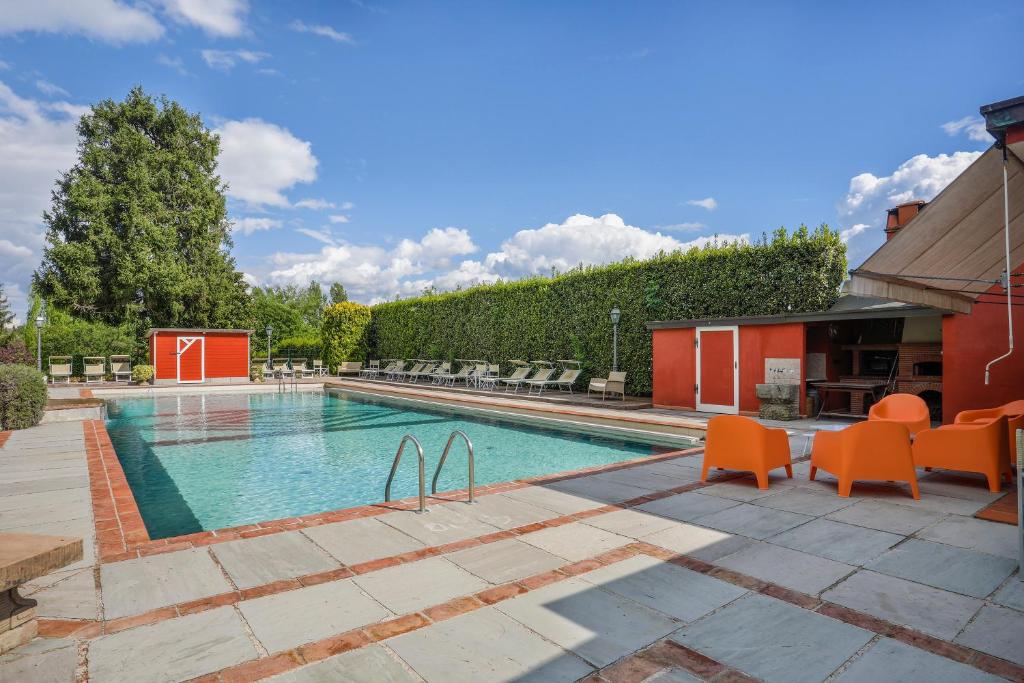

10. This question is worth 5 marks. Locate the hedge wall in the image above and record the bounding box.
[369,226,846,394]
[321,302,372,371]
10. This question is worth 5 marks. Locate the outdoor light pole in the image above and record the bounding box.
[609,307,621,372]
[35,314,45,372]
[265,325,273,368]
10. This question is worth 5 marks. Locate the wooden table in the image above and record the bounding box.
[0,533,82,654]
[809,381,887,419]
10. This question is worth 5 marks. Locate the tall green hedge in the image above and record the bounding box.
[321,302,372,371]
[369,226,846,394]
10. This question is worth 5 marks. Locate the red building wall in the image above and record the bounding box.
[150,331,250,382]
[652,328,695,408]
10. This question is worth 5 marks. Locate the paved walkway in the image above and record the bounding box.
[0,420,1022,682]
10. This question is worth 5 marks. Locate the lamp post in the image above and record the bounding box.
[609,307,621,372]
[35,314,45,372]
[265,325,273,368]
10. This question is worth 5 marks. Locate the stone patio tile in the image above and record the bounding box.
[955,604,1024,665]
[0,487,90,512]
[447,538,565,584]
[377,505,500,546]
[755,488,856,516]
[441,494,557,530]
[581,508,682,538]
[917,516,1020,560]
[547,475,654,503]
[917,471,1006,502]
[992,577,1024,611]
[696,503,812,540]
[353,557,489,614]
[646,668,702,683]
[635,491,740,522]
[624,461,703,481]
[836,637,1001,683]
[717,541,854,594]
[866,539,1016,598]
[266,645,417,682]
[502,486,601,515]
[768,518,902,565]
[0,502,91,530]
[589,467,695,491]
[519,522,631,562]
[2,474,89,496]
[301,517,425,565]
[211,531,341,589]
[89,607,258,683]
[864,488,988,516]
[0,638,77,683]
[821,570,981,640]
[101,548,233,619]
[389,607,593,682]
[495,576,678,668]
[698,478,792,502]
[825,499,945,535]
[24,566,99,620]
[674,593,872,683]
[577,554,746,622]
[643,523,752,561]
[239,578,391,653]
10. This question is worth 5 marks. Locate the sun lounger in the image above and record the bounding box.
[395,362,423,381]
[359,360,380,378]
[291,358,310,377]
[273,359,293,378]
[477,364,500,390]
[48,357,72,384]
[527,368,581,395]
[588,371,626,400]
[83,357,105,384]
[385,361,407,381]
[408,363,438,382]
[437,364,472,387]
[429,362,451,384]
[499,366,533,392]
[110,355,132,383]
[337,361,362,376]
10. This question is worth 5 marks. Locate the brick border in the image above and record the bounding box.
[0,430,11,449]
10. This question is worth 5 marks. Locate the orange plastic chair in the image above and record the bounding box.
[913,416,1010,493]
[701,415,792,489]
[868,393,931,437]
[954,400,1024,468]
[810,421,919,499]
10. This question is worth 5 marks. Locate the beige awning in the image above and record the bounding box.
[847,145,1024,314]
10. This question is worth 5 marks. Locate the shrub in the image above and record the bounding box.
[321,302,372,371]
[132,365,155,384]
[250,364,265,383]
[0,338,35,366]
[369,226,846,394]
[275,334,321,360]
[0,364,47,430]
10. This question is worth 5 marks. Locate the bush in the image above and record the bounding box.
[369,226,846,394]
[274,334,321,360]
[250,364,265,383]
[0,364,47,430]
[321,302,372,371]
[131,365,155,384]
[0,338,35,366]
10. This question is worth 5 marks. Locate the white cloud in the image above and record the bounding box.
[0,0,165,43]
[232,217,282,235]
[216,119,318,208]
[340,201,354,210]
[156,54,188,75]
[658,221,707,232]
[328,214,349,224]
[296,228,336,245]
[201,49,268,72]
[35,79,69,97]
[839,223,870,242]
[293,198,334,210]
[162,0,248,37]
[941,116,990,143]
[241,272,258,288]
[288,20,354,44]
[0,61,11,71]
[686,197,717,211]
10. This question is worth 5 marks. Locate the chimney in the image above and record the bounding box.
[884,200,926,241]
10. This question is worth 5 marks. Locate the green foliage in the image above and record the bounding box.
[321,302,372,370]
[249,283,326,356]
[369,226,846,393]
[275,334,321,359]
[0,284,14,344]
[0,364,47,430]
[131,365,155,384]
[0,338,34,366]
[32,86,250,339]
[329,282,348,304]
[38,308,136,377]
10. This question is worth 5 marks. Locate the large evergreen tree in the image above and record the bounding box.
[0,284,14,342]
[33,87,250,332]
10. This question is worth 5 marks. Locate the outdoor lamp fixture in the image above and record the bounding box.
[265,325,273,368]
[35,314,45,372]
[609,307,621,371]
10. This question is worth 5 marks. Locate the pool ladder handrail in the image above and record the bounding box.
[384,434,427,513]
[431,430,475,503]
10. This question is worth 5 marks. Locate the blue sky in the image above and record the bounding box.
[0,1,1018,319]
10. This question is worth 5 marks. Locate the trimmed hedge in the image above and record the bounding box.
[0,364,48,430]
[321,302,372,371]
[369,226,846,394]
[131,365,155,384]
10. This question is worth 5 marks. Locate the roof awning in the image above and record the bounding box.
[847,145,1024,314]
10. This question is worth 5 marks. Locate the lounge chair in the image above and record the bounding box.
[527,367,582,395]
[48,356,72,384]
[429,362,451,384]
[913,416,1010,493]
[291,358,310,377]
[395,362,423,381]
[408,363,438,382]
[955,400,1024,468]
[514,367,555,394]
[273,359,293,378]
[466,363,488,389]
[477,364,500,390]
[110,355,132,383]
[83,357,106,384]
[438,363,472,387]
[499,366,533,392]
[703,415,793,490]
[588,371,626,400]
[386,361,408,381]
[868,393,930,436]
[337,361,362,376]
[811,421,918,498]
[359,360,380,379]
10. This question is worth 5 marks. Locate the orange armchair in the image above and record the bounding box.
[702,415,792,489]
[810,421,919,499]
[913,416,1010,493]
[954,400,1024,468]
[868,393,931,437]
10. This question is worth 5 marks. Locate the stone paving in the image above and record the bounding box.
[0,418,1022,682]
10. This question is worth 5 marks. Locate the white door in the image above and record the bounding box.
[176,336,205,384]
[695,326,739,414]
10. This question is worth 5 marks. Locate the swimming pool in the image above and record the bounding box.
[105,390,686,539]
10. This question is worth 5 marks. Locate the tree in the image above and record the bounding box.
[32,87,250,335]
[329,282,348,304]
[0,284,14,343]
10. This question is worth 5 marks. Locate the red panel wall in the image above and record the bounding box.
[699,330,736,407]
[652,328,695,408]
[737,323,806,414]
[152,334,177,380]
[942,272,1024,422]
[149,332,250,382]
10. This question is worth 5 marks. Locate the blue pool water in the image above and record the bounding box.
[105,390,676,539]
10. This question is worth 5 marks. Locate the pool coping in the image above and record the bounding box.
[84,418,704,563]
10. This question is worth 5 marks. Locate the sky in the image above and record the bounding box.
[0,0,1019,323]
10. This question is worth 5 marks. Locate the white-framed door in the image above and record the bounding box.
[176,336,205,384]
[695,326,739,414]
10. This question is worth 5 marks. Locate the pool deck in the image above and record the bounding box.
[1,396,1022,682]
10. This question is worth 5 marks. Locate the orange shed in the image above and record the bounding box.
[147,329,252,384]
